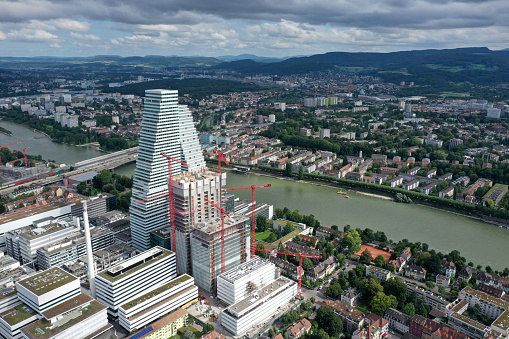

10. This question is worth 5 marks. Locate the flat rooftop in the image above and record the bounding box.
[0,303,36,326]
[218,257,273,284]
[21,299,106,339]
[462,286,509,309]
[0,202,67,224]
[98,246,173,282]
[121,274,192,310]
[492,310,509,331]
[226,277,294,317]
[193,215,248,235]
[451,313,488,331]
[17,267,77,296]
[173,169,223,183]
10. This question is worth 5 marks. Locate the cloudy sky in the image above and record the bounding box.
[1,0,508,57]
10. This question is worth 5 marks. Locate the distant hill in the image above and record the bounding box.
[216,54,285,63]
[212,47,509,85]
[101,78,263,99]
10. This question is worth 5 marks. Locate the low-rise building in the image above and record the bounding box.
[341,288,361,306]
[286,318,311,338]
[403,179,419,191]
[404,265,427,281]
[388,176,404,187]
[307,256,337,283]
[439,186,454,199]
[436,274,450,287]
[320,300,365,333]
[384,308,411,333]
[127,308,190,339]
[366,266,391,281]
[405,283,450,312]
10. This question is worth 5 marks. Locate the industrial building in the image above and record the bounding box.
[221,277,298,336]
[217,257,276,306]
[118,274,198,332]
[130,89,206,251]
[95,246,177,319]
[190,215,250,294]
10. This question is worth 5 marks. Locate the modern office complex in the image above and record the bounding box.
[173,170,225,274]
[95,246,177,319]
[130,89,205,251]
[15,267,81,313]
[190,215,250,294]
[21,294,110,339]
[217,257,276,306]
[221,277,298,336]
[118,274,198,332]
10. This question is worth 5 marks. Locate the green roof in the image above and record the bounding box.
[97,247,173,282]
[18,267,76,296]
[121,275,191,310]
[23,225,65,239]
[22,300,104,339]
[272,229,304,247]
[0,303,36,326]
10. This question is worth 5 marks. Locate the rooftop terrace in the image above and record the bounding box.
[0,303,36,326]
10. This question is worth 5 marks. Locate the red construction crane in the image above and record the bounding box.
[225,184,271,257]
[215,150,229,173]
[135,153,188,257]
[9,147,30,168]
[0,142,22,165]
[204,196,233,274]
[255,248,321,298]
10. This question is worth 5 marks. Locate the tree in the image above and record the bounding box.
[256,215,268,232]
[360,278,384,302]
[341,229,362,253]
[325,283,343,299]
[202,324,215,335]
[283,224,294,236]
[266,232,277,243]
[374,255,386,268]
[438,286,446,294]
[181,328,195,339]
[403,303,416,316]
[329,316,343,337]
[316,306,342,337]
[360,249,373,265]
[370,292,397,315]
[302,257,314,271]
[293,235,302,244]
[335,253,346,268]
[384,277,407,305]
[285,162,293,176]
[425,281,435,289]
[282,310,299,325]
[312,329,330,339]
[256,244,266,258]
[298,165,304,180]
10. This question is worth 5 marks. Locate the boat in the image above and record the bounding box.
[337,190,347,195]
[344,195,350,198]
[232,166,250,174]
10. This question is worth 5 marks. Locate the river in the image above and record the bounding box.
[0,120,105,164]
[2,121,507,270]
[115,163,509,270]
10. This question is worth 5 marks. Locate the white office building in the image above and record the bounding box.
[487,108,501,119]
[118,274,198,332]
[221,277,298,336]
[130,89,206,251]
[95,246,177,319]
[20,294,110,339]
[0,303,38,339]
[217,257,276,306]
[15,267,80,314]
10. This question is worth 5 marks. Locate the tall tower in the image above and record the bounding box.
[130,89,205,251]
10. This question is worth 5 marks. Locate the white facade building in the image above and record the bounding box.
[15,267,80,313]
[217,258,276,306]
[130,89,206,251]
[95,246,177,319]
[118,274,197,332]
[221,277,298,336]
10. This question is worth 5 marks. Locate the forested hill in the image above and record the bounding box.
[213,47,509,86]
[102,78,263,99]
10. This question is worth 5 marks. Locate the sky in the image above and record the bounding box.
[1,0,509,57]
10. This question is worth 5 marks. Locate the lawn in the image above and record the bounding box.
[255,230,273,241]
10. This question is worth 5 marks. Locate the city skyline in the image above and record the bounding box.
[1,0,509,57]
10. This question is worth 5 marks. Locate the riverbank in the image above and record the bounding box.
[244,167,509,230]
[0,126,12,136]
